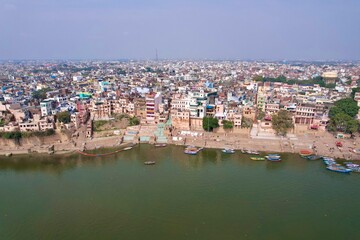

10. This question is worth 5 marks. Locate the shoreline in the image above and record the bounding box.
[1,141,359,161]
[0,130,359,160]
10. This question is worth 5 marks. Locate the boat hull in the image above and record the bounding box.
[326,167,351,173]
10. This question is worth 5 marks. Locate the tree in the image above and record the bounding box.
[256,110,265,121]
[241,117,253,128]
[271,110,294,136]
[56,111,71,124]
[325,83,336,89]
[333,98,359,118]
[13,131,22,145]
[222,120,234,129]
[328,112,359,134]
[32,88,52,100]
[351,87,360,99]
[253,75,264,82]
[329,106,344,119]
[202,116,219,132]
[129,116,140,126]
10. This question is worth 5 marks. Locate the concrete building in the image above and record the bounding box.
[295,104,316,125]
[40,100,53,117]
[322,72,338,84]
[146,92,162,122]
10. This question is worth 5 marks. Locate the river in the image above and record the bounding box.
[0,144,359,240]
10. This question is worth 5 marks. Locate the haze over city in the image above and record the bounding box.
[1,0,360,60]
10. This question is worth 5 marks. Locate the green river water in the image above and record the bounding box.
[0,144,359,240]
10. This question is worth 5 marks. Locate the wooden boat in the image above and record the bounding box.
[246,150,260,155]
[154,143,167,147]
[241,149,247,154]
[322,157,336,165]
[251,157,265,161]
[144,161,156,165]
[350,168,360,173]
[299,149,313,157]
[307,155,322,161]
[184,146,203,155]
[326,164,351,173]
[266,155,281,162]
[222,148,235,154]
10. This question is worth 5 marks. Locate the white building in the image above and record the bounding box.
[40,100,53,117]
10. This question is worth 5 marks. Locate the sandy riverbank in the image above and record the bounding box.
[0,131,359,160]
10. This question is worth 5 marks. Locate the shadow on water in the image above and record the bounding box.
[0,144,333,175]
[0,151,125,175]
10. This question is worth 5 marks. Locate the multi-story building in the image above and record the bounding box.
[256,88,266,112]
[171,98,190,111]
[40,100,53,117]
[295,104,316,125]
[233,114,242,128]
[19,122,39,131]
[265,102,280,115]
[146,92,162,122]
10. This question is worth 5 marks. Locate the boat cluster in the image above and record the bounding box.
[322,157,359,174]
[344,162,360,172]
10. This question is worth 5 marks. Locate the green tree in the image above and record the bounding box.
[56,111,71,124]
[241,117,253,128]
[203,116,219,132]
[253,75,264,82]
[329,106,344,118]
[222,120,234,129]
[351,87,360,99]
[328,112,359,134]
[129,116,140,126]
[271,110,294,136]
[32,88,52,100]
[333,98,359,118]
[256,110,265,121]
[325,83,336,89]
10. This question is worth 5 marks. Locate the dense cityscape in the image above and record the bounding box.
[2,0,360,238]
[0,60,359,158]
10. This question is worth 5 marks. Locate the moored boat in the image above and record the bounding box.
[299,149,313,157]
[266,155,281,162]
[251,157,265,161]
[307,155,322,161]
[322,157,336,165]
[222,148,235,154]
[154,143,167,147]
[184,146,203,155]
[123,147,133,151]
[247,150,260,155]
[144,161,156,165]
[326,164,351,173]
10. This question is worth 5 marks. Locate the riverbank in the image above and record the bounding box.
[0,130,359,160]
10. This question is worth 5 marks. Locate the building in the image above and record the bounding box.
[40,100,53,117]
[146,92,162,122]
[295,104,316,125]
[322,72,338,85]
[265,102,280,115]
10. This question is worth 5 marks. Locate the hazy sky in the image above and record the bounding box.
[1,0,359,60]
